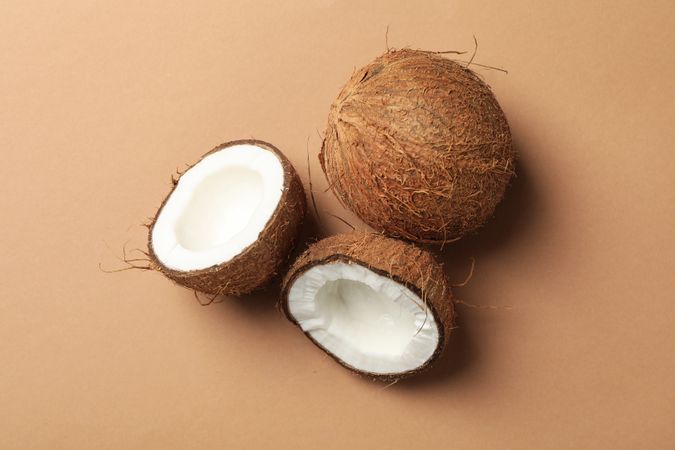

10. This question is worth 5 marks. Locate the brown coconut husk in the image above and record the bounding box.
[281,231,454,381]
[148,139,307,297]
[320,49,515,243]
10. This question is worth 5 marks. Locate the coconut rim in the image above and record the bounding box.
[281,253,448,380]
[148,139,300,278]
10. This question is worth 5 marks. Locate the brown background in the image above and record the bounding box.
[1,0,674,448]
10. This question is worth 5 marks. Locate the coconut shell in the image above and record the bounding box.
[281,232,454,380]
[148,139,307,296]
[320,49,515,243]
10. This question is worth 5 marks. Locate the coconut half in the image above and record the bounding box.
[149,140,306,296]
[281,232,454,380]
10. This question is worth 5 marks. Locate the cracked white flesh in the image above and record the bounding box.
[151,143,284,271]
[287,262,440,375]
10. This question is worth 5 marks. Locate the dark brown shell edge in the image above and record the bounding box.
[320,48,516,244]
[280,232,454,381]
[148,139,307,296]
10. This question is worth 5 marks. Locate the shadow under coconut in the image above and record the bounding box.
[171,278,282,322]
[392,314,476,389]
[435,154,540,267]
[226,278,285,315]
[395,153,541,388]
[424,155,541,306]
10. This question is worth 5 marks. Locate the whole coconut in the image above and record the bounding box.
[320,49,515,243]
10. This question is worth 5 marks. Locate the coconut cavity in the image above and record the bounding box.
[321,49,515,243]
[149,140,306,296]
[152,144,284,271]
[288,262,439,374]
[282,232,454,380]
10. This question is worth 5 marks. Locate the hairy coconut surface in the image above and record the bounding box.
[148,139,306,296]
[282,232,454,380]
[320,49,515,243]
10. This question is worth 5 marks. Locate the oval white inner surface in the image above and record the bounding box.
[151,143,284,271]
[287,262,440,375]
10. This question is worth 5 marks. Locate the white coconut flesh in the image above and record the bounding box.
[287,262,440,375]
[151,144,285,271]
